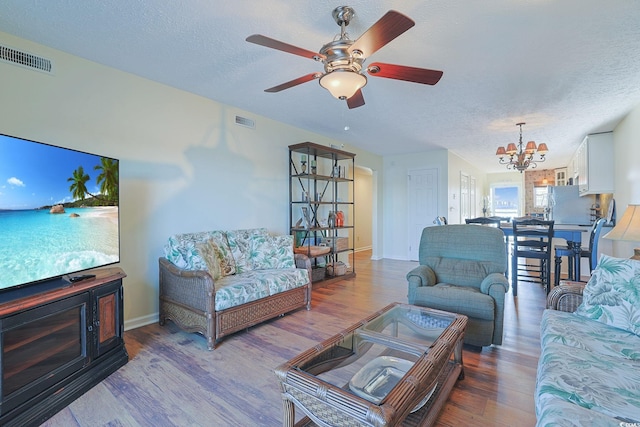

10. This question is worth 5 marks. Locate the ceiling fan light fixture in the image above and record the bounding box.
[319,70,367,100]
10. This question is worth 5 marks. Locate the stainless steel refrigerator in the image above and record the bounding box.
[549,186,595,225]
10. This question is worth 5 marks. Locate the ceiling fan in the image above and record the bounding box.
[246,6,443,109]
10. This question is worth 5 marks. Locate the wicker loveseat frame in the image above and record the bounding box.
[159,255,311,350]
[159,228,312,350]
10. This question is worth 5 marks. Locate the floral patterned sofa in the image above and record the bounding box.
[536,255,640,426]
[159,228,312,350]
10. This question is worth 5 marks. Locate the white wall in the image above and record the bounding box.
[0,32,383,328]
[611,104,640,257]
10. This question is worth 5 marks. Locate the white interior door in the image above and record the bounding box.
[408,168,438,261]
[460,172,470,222]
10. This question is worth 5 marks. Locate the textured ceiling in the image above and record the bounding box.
[2,1,640,173]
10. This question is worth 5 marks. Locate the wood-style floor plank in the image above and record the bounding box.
[42,251,546,427]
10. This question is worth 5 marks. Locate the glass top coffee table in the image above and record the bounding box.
[275,302,468,427]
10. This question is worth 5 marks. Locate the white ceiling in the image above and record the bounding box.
[2,1,640,173]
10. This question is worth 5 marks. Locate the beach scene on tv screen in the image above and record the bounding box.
[0,134,120,289]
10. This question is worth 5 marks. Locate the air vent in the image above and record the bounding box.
[0,45,53,74]
[235,115,255,129]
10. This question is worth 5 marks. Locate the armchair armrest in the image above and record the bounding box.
[480,273,510,295]
[546,281,586,312]
[407,265,436,305]
[406,265,436,288]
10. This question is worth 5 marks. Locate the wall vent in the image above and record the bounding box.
[235,115,255,129]
[0,44,54,74]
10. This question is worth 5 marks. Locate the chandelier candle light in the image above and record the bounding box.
[495,122,549,172]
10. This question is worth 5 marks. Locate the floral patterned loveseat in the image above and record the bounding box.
[536,255,640,426]
[159,228,312,350]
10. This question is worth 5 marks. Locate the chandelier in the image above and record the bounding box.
[495,122,549,172]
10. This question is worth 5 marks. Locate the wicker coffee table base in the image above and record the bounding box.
[294,361,462,427]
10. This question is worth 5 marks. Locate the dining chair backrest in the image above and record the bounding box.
[465,217,501,227]
[488,216,511,223]
[512,218,555,252]
[588,218,607,270]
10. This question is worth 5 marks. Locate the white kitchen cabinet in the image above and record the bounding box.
[576,132,614,196]
[554,168,568,186]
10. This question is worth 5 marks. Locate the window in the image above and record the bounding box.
[533,186,549,208]
[492,185,520,218]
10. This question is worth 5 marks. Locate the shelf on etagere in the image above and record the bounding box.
[292,173,353,182]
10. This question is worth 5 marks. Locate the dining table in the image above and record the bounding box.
[500,224,586,279]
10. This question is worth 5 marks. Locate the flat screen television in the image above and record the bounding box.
[0,133,120,294]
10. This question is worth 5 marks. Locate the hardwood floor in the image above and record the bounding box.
[42,251,547,427]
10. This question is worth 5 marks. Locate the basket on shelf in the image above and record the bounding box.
[311,266,326,282]
[321,237,349,252]
[326,261,347,277]
[294,245,331,257]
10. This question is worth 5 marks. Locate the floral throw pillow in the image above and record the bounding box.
[251,234,295,270]
[575,254,640,335]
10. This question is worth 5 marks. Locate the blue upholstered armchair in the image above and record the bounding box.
[406,224,509,347]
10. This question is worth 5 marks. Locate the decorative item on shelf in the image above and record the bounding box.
[300,154,307,173]
[495,122,549,173]
[300,206,312,228]
[327,211,336,228]
[603,204,640,260]
[310,159,317,174]
[333,165,340,177]
[335,210,344,227]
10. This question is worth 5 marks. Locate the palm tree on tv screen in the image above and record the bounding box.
[67,158,118,206]
[68,166,91,201]
[94,158,119,205]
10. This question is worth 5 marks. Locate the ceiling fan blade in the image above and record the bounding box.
[346,89,365,109]
[349,11,415,58]
[367,62,443,85]
[264,73,321,93]
[246,34,325,61]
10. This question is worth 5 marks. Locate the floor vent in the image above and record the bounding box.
[0,44,54,74]
[235,115,255,129]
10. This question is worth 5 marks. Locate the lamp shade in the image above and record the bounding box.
[505,143,518,155]
[537,143,549,155]
[319,70,367,100]
[604,204,640,241]
[495,146,507,156]
[525,141,537,154]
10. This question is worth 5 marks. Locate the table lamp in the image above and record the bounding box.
[603,204,640,260]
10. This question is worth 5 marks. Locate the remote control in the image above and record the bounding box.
[69,274,96,283]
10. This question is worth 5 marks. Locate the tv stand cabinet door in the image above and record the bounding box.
[92,279,124,359]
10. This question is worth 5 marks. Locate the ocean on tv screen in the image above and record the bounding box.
[0,207,120,289]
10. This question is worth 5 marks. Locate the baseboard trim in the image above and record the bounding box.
[124,313,158,331]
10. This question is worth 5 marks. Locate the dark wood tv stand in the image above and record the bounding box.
[0,268,128,426]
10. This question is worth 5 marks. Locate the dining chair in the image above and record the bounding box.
[553,218,606,287]
[465,217,501,227]
[511,218,555,296]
